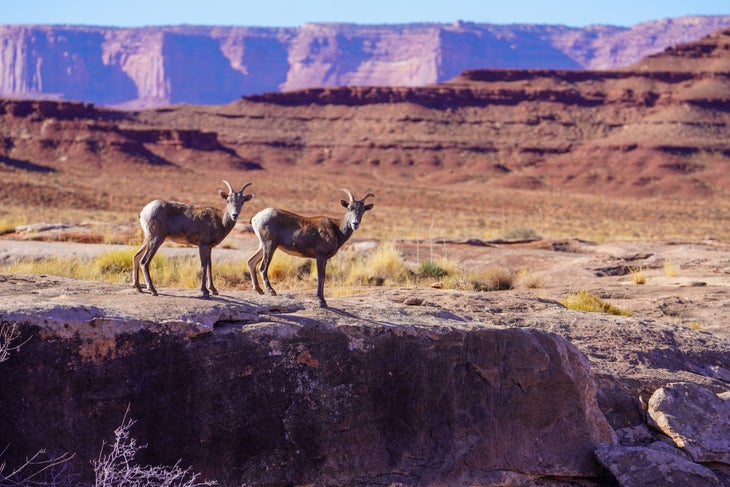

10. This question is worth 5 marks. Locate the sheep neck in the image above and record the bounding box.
[338,218,355,246]
[221,210,237,234]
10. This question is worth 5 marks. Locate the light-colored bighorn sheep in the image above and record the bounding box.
[133,180,253,298]
[248,189,374,307]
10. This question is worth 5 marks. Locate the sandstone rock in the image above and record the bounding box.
[595,441,721,487]
[647,382,730,464]
[2,18,730,108]
[3,273,730,484]
[0,275,616,485]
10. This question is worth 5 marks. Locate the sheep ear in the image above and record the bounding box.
[244,193,254,202]
[364,204,374,212]
[341,199,349,208]
[218,189,228,199]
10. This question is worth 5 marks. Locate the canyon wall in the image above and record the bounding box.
[1,16,730,107]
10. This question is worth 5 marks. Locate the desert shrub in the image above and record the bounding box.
[346,241,409,286]
[560,290,633,316]
[502,226,540,240]
[471,267,517,291]
[518,269,543,289]
[664,260,680,277]
[417,260,449,279]
[630,268,646,285]
[94,411,216,487]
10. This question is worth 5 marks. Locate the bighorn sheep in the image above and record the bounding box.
[133,180,253,298]
[248,189,374,307]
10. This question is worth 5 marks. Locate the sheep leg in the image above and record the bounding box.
[315,254,328,307]
[132,239,148,292]
[207,255,218,296]
[247,246,264,294]
[259,247,277,296]
[198,245,213,298]
[140,237,164,296]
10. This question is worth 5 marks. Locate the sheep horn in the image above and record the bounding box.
[239,182,253,193]
[361,193,375,202]
[222,179,234,194]
[341,188,355,202]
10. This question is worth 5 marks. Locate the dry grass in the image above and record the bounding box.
[559,290,633,316]
[469,267,519,291]
[0,248,249,291]
[0,240,527,297]
[664,260,681,277]
[345,241,409,286]
[630,268,647,285]
[518,269,544,289]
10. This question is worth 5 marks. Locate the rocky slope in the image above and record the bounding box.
[1,16,730,108]
[0,273,728,486]
[3,28,730,239]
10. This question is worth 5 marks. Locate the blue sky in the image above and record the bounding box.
[2,0,728,28]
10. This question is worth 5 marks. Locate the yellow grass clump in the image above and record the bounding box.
[469,267,518,291]
[345,241,409,286]
[630,268,646,285]
[559,290,633,316]
[664,260,680,277]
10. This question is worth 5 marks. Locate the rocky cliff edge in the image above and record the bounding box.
[1,274,728,485]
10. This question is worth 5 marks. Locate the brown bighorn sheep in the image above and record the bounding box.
[133,180,253,298]
[248,189,374,307]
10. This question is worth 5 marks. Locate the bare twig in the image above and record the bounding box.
[93,407,216,487]
[0,323,29,364]
[0,449,77,487]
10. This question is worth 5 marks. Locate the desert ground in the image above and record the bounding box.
[2,221,728,340]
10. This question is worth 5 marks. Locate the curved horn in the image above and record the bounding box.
[361,193,375,202]
[341,188,355,202]
[222,179,234,194]
[239,182,253,193]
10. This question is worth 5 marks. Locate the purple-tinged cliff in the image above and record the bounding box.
[1,16,730,108]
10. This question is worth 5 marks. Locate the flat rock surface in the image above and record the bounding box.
[2,236,728,339]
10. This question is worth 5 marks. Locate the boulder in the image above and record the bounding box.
[647,382,730,464]
[595,441,721,487]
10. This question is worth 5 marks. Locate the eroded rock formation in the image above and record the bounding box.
[3,29,730,218]
[1,16,730,107]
